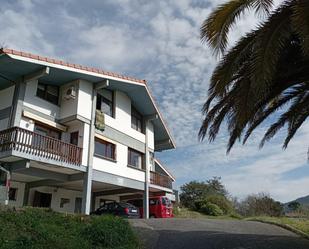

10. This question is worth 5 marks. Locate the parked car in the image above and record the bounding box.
[91,202,140,218]
[127,196,173,218]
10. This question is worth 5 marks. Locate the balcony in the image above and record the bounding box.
[0,127,82,166]
[150,171,173,189]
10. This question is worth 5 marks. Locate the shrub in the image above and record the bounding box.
[237,193,284,217]
[205,195,233,214]
[200,203,223,216]
[83,215,139,249]
[0,207,140,249]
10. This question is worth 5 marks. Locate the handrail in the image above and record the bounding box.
[150,171,173,189]
[0,127,82,165]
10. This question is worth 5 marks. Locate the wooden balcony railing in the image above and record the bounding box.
[0,127,82,166]
[150,171,173,189]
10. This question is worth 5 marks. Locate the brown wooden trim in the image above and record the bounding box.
[0,127,82,165]
[150,171,172,189]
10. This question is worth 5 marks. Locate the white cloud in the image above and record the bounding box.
[0,0,308,203]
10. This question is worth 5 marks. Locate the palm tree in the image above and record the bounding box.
[199,0,309,155]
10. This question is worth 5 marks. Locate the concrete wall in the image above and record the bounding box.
[28,186,83,213]
[104,91,145,143]
[8,181,25,207]
[93,139,145,182]
[0,86,14,110]
[59,81,78,119]
[77,80,92,120]
[23,80,60,119]
[0,86,15,130]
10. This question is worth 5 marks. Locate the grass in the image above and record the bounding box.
[173,207,241,219]
[0,207,141,249]
[246,216,309,237]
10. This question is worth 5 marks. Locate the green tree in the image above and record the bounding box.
[179,177,228,209]
[238,193,283,217]
[199,0,309,154]
[288,201,301,211]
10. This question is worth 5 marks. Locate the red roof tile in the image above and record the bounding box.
[0,48,146,84]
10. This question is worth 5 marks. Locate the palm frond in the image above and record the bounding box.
[201,0,274,55]
[291,0,309,56]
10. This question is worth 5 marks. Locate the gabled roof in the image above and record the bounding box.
[0,48,176,151]
[155,159,176,182]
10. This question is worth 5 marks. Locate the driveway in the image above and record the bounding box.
[129,218,309,249]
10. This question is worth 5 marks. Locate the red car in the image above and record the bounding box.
[127,196,173,218]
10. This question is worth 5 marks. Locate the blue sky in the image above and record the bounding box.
[1,0,308,202]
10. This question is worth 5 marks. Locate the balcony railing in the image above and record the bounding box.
[150,171,173,189]
[0,127,82,166]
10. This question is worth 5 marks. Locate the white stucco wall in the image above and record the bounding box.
[93,140,145,183]
[77,80,92,120]
[23,80,60,118]
[0,86,14,110]
[28,186,83,213]
[104,91,146,143]
[147,122,154,150]
[8,181,25,207]
[0,118,9,131]
[20,116,35,131]
[59,81,78,119]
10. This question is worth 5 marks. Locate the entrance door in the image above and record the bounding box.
[74,197,82,213]
[33,191,52,208]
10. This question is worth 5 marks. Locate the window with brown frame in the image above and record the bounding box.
[95,138,116,161]
[36,82,59,105]
[131,106,143,132]
[96,89,114,117]
[128,148,144,169]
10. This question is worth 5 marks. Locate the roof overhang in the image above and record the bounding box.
[0,49,176,151]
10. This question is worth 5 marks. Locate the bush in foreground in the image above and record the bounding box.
[200,203,223,216]
[0,207,140,249]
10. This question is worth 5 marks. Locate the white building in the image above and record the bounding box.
[0,48,176,217]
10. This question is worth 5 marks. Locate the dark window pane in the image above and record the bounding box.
[95,138,115,160]
[9,188,17,201]
[97,90,114,117]
[36,83,59,105]
[128,148,143,168]
[102,98,112,116]
[131,106,142,132]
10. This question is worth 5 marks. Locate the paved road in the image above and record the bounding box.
[129,218,309,249]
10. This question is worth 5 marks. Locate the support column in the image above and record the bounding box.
[82,79,109,215]
[9,81,26,127]
[143,120,150,219]
[23,183,30,206]
[81,86,96,215]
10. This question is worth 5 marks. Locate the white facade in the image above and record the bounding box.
[0,49,175,215]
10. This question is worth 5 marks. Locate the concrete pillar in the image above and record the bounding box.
[143,120,150,219]
[81,86,96,215]
[9,81,26,128]
[23,183,30,206]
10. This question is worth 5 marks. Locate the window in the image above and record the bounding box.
[36,83,59,105]
[95,138,116,160]
[128,148,143,169]
[60,198,70,208]
[70,131,79,146]
[131,106,142,132]
[97,89,114,117]
[9,188,17,201]
[34,124,61,139]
